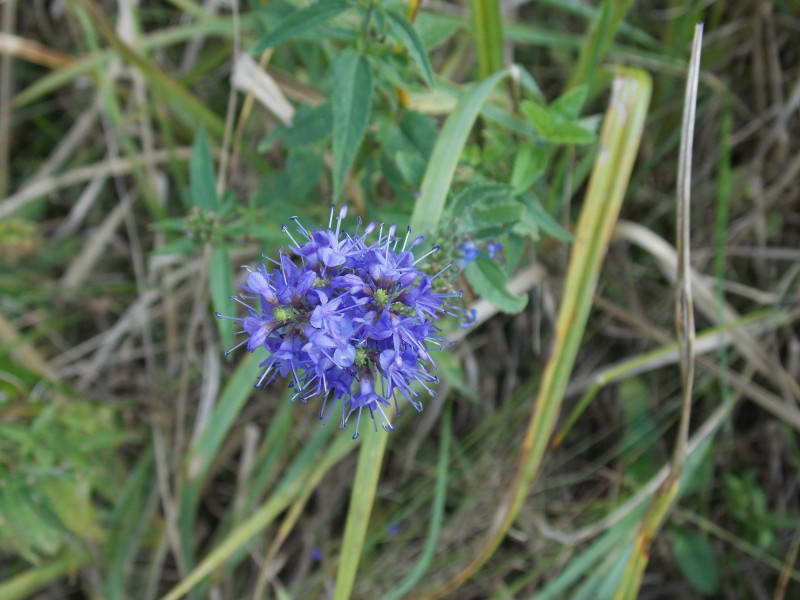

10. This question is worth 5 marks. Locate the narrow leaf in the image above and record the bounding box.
[253,0,350,54]
[190,130,217,212]
[331,51,373,200]
[386,9,435,86]
[209,247,235,350]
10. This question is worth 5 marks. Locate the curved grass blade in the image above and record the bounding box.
[410,67,512,234]
[419,66,652,599]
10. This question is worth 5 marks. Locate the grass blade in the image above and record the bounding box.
[469,0,505,79]
[333,430,389,600]
[421,66,652,598]
[611,24,703,600]
[410,67,511,234]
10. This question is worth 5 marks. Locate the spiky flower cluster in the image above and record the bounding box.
[218,206,459,438]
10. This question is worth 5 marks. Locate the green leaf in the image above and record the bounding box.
[552,83,589,120]
[468,198,523,230]
[253,0,350,53]
[331,51,373,200]
[670,530,720,595]
[523,195,573,241]
[410,67,512,234]
[151,237,198,257]
[450,182,514,215]
[510,144,548,192]
[465,257,528,314]
[521,100,596,145]
[386,9,435,86]
[209,247,235,350]
[190,130,217,212]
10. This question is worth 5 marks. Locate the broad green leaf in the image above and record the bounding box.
[253,0,350,53]
[670,530,720,595]
[209,247,235,351]
[190,130,217,212]
[552,83,589,119]
[465,257,528,314]
[510,144,548,192]
[386,10,435,86]
[331,51,373,200]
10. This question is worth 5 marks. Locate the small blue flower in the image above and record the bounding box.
[458,241,481,268]
[218,206,459,438]
[485,241,503,258]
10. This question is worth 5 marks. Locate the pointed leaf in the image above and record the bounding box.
[209,247,235,350]
[670,530,720,595]
[465,257,528,314]
[386,10,434,86]
[253,0,350,53]
[331,51,373,200]
[552,83,589,120]
[190,130,217,212]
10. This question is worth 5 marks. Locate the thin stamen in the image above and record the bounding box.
[224,338,249,357]
[414,245,440,265]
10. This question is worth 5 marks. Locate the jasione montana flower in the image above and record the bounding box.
[217,206,460,438]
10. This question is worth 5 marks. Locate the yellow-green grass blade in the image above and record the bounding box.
[0,550,92,600]
[469,0,505,79]
[332,429,390,600]
[420,66,652,599]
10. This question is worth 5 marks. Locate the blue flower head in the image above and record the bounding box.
[217,206,456,438]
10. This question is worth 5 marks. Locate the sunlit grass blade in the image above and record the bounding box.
[420,66,652,598]
[332,428,389,600]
